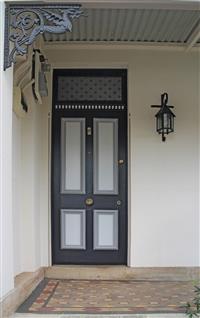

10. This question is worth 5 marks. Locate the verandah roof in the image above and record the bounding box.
[43,6,200,48]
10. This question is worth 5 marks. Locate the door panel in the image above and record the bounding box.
[93,118,118,194]
[52,69,127,265]
[61,118,85,194]
[93,210,118,250]
[61,209,86,249]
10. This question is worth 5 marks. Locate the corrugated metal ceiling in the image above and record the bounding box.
[43,9,200,44]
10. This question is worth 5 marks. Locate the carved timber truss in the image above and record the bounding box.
[4,3,84,70]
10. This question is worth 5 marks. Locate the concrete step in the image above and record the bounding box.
[13,314,186,318]
[44,265,199,281]
[1,268,44,318]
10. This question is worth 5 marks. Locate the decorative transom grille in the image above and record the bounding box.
[57,76,122,101]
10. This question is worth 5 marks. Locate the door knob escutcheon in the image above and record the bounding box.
[85,198,94,206]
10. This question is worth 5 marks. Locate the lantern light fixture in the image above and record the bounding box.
[151,93,175,142]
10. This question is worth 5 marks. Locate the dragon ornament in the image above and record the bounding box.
[4,4,84,70]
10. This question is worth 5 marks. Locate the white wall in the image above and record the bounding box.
[13,112,22,275]
[129,51,199,266]
[0,2,14,299]
[44,48,199,267]
[12,85,50,274]
[11,47,199,273]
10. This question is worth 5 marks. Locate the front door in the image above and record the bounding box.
[52,69,128,264]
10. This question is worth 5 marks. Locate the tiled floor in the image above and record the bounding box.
[16,279,195,315]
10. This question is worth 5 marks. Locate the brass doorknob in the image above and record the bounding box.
[118,159,124,164]
[85,198,94,206]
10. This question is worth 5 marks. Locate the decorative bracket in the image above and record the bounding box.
[4,3,84,70]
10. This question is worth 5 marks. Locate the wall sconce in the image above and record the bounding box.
[151,93,175,142]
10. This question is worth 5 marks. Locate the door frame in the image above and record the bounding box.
[48,64,131,266]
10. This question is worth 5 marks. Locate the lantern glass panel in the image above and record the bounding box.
[156,116,162,133]
[171,116,174,131]
[163,113,169,129]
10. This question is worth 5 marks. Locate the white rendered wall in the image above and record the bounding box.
[44,48,199,267]
[13,113,22,275]
[12,85,49,274]
[129,51,199,266]
[0,3,14,298]
[11,48,199,272]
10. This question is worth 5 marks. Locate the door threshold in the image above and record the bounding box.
[44,265,199,281]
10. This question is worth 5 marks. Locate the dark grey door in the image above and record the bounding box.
[52,69,128,264]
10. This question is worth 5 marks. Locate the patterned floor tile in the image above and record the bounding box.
[16,278,196,314]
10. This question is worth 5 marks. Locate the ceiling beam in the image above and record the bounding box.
[6,0,200,10]
[41,0,200,11]
[186,24,200,51]
[43,40,200,52]
[43,40,188,51]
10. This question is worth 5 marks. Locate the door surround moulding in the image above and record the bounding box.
[47,64,131,267]
[49,63,129,69]
[47,65,131,266]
